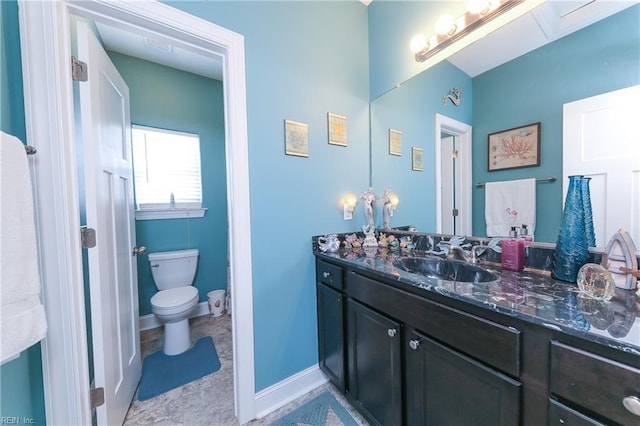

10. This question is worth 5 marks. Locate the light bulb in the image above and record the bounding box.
[389,194,399,208]
[436,14,456,36]
[468,0,490,15]
[410,34,428,53]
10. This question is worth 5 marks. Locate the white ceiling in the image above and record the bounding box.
[95,1,636,83]
[95,22,223,81]
[448,0,637,77]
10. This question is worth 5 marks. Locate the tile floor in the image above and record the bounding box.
[124,313,368,425]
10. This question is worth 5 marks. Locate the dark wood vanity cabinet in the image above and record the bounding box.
[316,259,345,391]
[405,328,521,425]
[549,341,640,425]
[315,257,640,425]
[347,299,402,426]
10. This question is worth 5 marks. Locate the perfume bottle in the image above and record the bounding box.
[502,226,525,271]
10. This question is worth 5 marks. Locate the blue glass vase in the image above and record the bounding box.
[581,177,596,247]
[552,175,590,282]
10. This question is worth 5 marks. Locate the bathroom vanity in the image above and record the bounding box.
[314,238,640,425]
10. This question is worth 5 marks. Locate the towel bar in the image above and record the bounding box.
[476,176,556,188]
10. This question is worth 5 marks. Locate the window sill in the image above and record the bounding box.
[135,208,207,220]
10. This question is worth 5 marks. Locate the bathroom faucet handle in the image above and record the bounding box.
[132,246,147,256]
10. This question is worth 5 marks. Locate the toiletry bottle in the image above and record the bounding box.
[501,226,525,271]
[521,224,533,243]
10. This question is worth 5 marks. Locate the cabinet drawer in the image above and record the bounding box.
[548,399,605,426]
[348,271,520,377]
[550,341,640,425]
[316,259,343,290]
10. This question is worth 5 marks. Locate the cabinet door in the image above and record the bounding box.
[347,299,402,426]
[317,283,345,391]
[405,328,521,426]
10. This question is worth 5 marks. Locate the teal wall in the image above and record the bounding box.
[368,1,467,99]
[163,1,371,392]
[371,60,472,231]
[107,52,228,316]
[0,1,46,424]
[471,5,640,242]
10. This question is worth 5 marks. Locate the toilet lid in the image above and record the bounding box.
[151,287,198,309]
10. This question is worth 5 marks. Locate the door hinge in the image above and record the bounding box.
[451,150,458,159]
[90,387,105,409]
[71,56,88,82]
[452,208,459,217]
[81,227,97,249]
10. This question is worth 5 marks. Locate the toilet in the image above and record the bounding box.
[149,249,200,355]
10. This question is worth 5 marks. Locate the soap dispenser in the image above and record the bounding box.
[502,226,525,271]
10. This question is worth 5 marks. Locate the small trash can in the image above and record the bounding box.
[208,290,226,317]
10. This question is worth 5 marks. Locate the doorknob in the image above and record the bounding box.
[132,246,147,256]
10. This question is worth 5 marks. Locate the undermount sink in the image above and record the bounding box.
[392,257,499,283]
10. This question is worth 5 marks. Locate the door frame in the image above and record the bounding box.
[434,114,472,235]
[18,1,255,424]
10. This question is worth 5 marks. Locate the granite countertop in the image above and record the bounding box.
[315,246,640,356]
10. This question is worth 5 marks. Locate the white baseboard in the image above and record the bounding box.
[139,301,211,331]
[254,365,328,419]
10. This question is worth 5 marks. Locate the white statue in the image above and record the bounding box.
[360,187,378,247]
[382,188,392,231]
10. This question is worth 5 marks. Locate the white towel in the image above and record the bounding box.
[485,178,536,238]
[1,131,47,363]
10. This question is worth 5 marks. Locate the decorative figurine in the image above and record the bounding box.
[361,187,378,247]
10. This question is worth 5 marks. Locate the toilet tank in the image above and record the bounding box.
[148,249,199,290]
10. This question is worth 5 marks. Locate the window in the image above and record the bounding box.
[131,125,206,219]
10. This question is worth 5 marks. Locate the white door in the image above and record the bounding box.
[440,135,457,234]
[77,22,141,425]
[563,85,640,248]
[435,114,472,236]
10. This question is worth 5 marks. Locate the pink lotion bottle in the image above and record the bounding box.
[501,226,525,271]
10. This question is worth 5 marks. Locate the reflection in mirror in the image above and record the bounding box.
[370,3,639,245]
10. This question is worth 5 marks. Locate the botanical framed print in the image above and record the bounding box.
[488,122,540,171]
[412,147,424,171]
[389,129,402,156]
[284,119,309,157]
[328,113,347,147]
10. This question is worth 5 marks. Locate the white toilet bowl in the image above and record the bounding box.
[148,249,199,355]
[151,287,199,355]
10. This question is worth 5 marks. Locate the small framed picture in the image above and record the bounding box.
[284,119,309,157]
[488,122,540,171]
[328,113,347,147]
[389,129,402,156]
[412,147,424,171]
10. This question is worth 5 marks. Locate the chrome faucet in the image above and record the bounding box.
[471,239,503,263]
[447,245,470,261]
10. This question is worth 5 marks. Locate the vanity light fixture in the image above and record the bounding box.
[343,193,358,220]
[411,0,521,63]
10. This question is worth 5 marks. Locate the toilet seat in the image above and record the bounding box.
[151,287,198,313]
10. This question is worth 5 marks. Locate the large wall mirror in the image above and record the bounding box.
[370,1,639,247]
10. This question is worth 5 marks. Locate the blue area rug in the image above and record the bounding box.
[138,336,221,401]
[268,390,358,426]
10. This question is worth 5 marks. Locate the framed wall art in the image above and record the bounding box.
[412,147,424,171]
[488,122,540,171]
[389,129,402,156]
[327,113,347,146]
[284,119,309,157]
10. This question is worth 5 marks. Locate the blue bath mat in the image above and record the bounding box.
[138,336,221,401]
[268,390,358,426]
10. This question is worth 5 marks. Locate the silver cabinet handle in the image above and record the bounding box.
[132,246,147,256]
[387,328,397,337]
[409,339,420,350]
[323,271,331,278]
[623,396,640,416]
